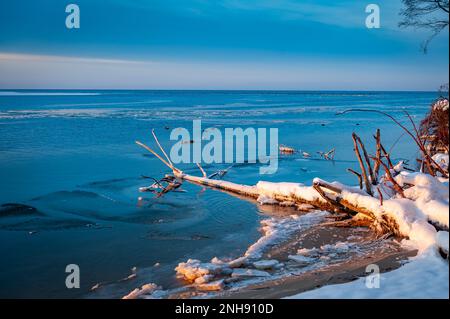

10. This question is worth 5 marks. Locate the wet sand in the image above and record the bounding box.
[218,225,417,299]
[220,247,415,299]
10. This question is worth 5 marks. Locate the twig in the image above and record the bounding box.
[313,179,343,194]
[376,187,383,206]
[352,133,373,196]
[370,156,405,198]
[152,129,174,168]
[340,109,447,177]
[136,141,173,170]
[354,134,376,184]
[208,165,233,179]
[324,148,335,160]
[312,183,348,214]
[403,111,436,176]
[373,129,381,181]
[347,168,363,189]
[380,143,394,169]
[196,163,207,178]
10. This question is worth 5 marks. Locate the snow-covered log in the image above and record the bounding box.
[136,126,449,245]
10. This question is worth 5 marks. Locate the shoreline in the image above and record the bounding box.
[162,217,417,299]
[218,244,416,299]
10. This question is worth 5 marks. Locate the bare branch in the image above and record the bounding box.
[352,133,373,196]
[347,168,363,189]
[373,129,382,180]
[399,0,449,51]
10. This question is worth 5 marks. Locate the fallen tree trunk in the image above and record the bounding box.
[173,169,400,236]
[173,170,339,212]
[135,133,403,237]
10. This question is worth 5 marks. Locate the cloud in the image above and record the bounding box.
[214,0,403,29]
[106,0,403,29]
[0,52,447,91]
[0,53,140,65]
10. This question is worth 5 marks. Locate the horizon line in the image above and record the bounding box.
[0,88,447,93]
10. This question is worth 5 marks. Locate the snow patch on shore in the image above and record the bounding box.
[244,211,328,259]
[170,210,328,291]
[287,248,449,299]
[339,171,448,253]
[122,283,160,299]
[287,170,449,299]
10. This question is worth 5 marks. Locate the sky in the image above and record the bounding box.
[0,0,448,90]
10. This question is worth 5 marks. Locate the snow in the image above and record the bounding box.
[433,98,449,111]
[194,275,214,284]
[339,174,448,252]
[175,259,229,282]
[284,169,449,299]
[396,172,449,229]
[256,181,323,203]
[288,255,316,265]
[210,257,226,265]
[292,242,357,264]
[122,283,160,299]
[253,260,280,270]
[128,166,448,299]
[287,248,449,299]
[196,279,225,291]
[227,256,249,268]
[231,268,271,278]
[297,247,320,257]
[432,153,449,172]
[320,241,355,254]
[244,211,328,259]
[436,231,449,254]
[257,195,279,205]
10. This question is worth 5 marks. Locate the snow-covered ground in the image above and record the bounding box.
[287,248,448,299]
[123,161,449,299]
[288,167,449,299]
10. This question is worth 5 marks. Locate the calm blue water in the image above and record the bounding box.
[0,90,439,298]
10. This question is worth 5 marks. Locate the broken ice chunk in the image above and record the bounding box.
[122,283,159,299]
[175,259,224,282]
[227,256,248,268]
[231,268,271,278]
[194,274,214,285]
[196,279,225,291]
[288,255,316,266]
[257,195,279,205]
[297,247,319,257]
[252,260,279,270]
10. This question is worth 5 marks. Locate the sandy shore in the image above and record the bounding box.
[215,221,417,299]
[218,245,415,299]
[167,219,417,299]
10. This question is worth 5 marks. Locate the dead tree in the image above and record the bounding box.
[399,0,449,52]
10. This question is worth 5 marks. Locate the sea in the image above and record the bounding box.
[0,90,440,298]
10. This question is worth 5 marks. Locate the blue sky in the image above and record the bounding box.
[0,0,448,90]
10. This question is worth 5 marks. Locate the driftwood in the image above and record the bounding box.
[279,145,295,154]
[135,130,405,236]
[136,104,447,247]
[139,175,183,197]
[354,133,376,185]
[317,148,336,160]
[352,133,373,196]
[370,156,405,198]
[347,168,362,190]
[373,129,382,180]
[340,109,448,178]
